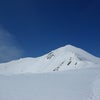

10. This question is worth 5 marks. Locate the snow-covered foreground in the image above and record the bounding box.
[0,68,100,100]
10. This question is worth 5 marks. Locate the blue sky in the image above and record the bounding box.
[0,0,100,62]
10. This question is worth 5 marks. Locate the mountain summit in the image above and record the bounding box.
[0,45,100,74]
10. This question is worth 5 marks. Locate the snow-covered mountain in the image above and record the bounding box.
[0,45,100,100]
[0,45,100,74]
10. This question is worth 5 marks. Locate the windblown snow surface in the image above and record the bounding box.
[0,45,100,100]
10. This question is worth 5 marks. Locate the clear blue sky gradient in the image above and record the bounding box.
[0,0,100,57]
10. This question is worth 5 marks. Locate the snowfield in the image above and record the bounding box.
[0,68,100,100]
[0,45,100,100]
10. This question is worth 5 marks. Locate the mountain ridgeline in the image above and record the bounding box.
[0,45,100,74]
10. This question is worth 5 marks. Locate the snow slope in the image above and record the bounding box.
[0,45,100,100]
[0,45,100,74]
[0,68,100,100]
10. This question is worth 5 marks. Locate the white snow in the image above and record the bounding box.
[0,45,100,100]
[0,68,100,100]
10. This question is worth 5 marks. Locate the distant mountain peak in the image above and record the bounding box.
[65,44,77,48]
[54,44,80,52]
